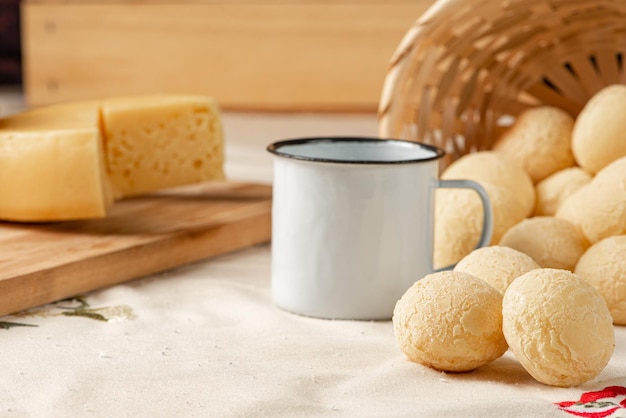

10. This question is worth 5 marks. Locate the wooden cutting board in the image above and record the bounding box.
[0,181,272,317]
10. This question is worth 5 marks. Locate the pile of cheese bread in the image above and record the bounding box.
[394,84,626,387]
[0,94,225,222]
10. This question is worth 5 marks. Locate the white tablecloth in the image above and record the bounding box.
[1,110,625,418]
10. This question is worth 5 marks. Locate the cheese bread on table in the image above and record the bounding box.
[502,268,614,387]
[393,271,507,372]
[0,95,224,222]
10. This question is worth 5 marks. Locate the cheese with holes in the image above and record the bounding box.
[0,94,224,222]
[101,95,224,197]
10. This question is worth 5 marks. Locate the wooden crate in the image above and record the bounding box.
[21,0,432,112]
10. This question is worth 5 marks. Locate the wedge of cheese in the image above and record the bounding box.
[0,95,224,222]
[101,95,224,197]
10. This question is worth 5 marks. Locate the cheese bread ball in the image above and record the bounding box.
[572,84,626,174]
[534,167,592,216]
[393,271,507,372]
[493,106,575,183]
[594,154,626,180]
[575,235,626,325]
[454,246,540,295]
[434,182,528,269]
[499,217,589,271]
[441,151,535,216]
[556,157,626,244]
[502,269,614,387]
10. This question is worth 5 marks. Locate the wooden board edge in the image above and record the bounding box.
[0,206,271,317]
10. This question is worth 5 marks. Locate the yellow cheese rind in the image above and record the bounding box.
[101,95,225,197]
[0,100,102,130]
[0,128,112,221]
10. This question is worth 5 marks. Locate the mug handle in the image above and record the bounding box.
[434,179,494,272]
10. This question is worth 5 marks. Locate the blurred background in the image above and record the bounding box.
[0,0,20,85]
[0,0,431,113]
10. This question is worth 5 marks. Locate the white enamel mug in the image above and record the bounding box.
[267,137,493,320]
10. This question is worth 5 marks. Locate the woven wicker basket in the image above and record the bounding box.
[378,0,626,169]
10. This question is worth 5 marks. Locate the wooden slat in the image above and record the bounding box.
[25,0,423,3]
[0,181,272,317]
[21,1,433,111]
